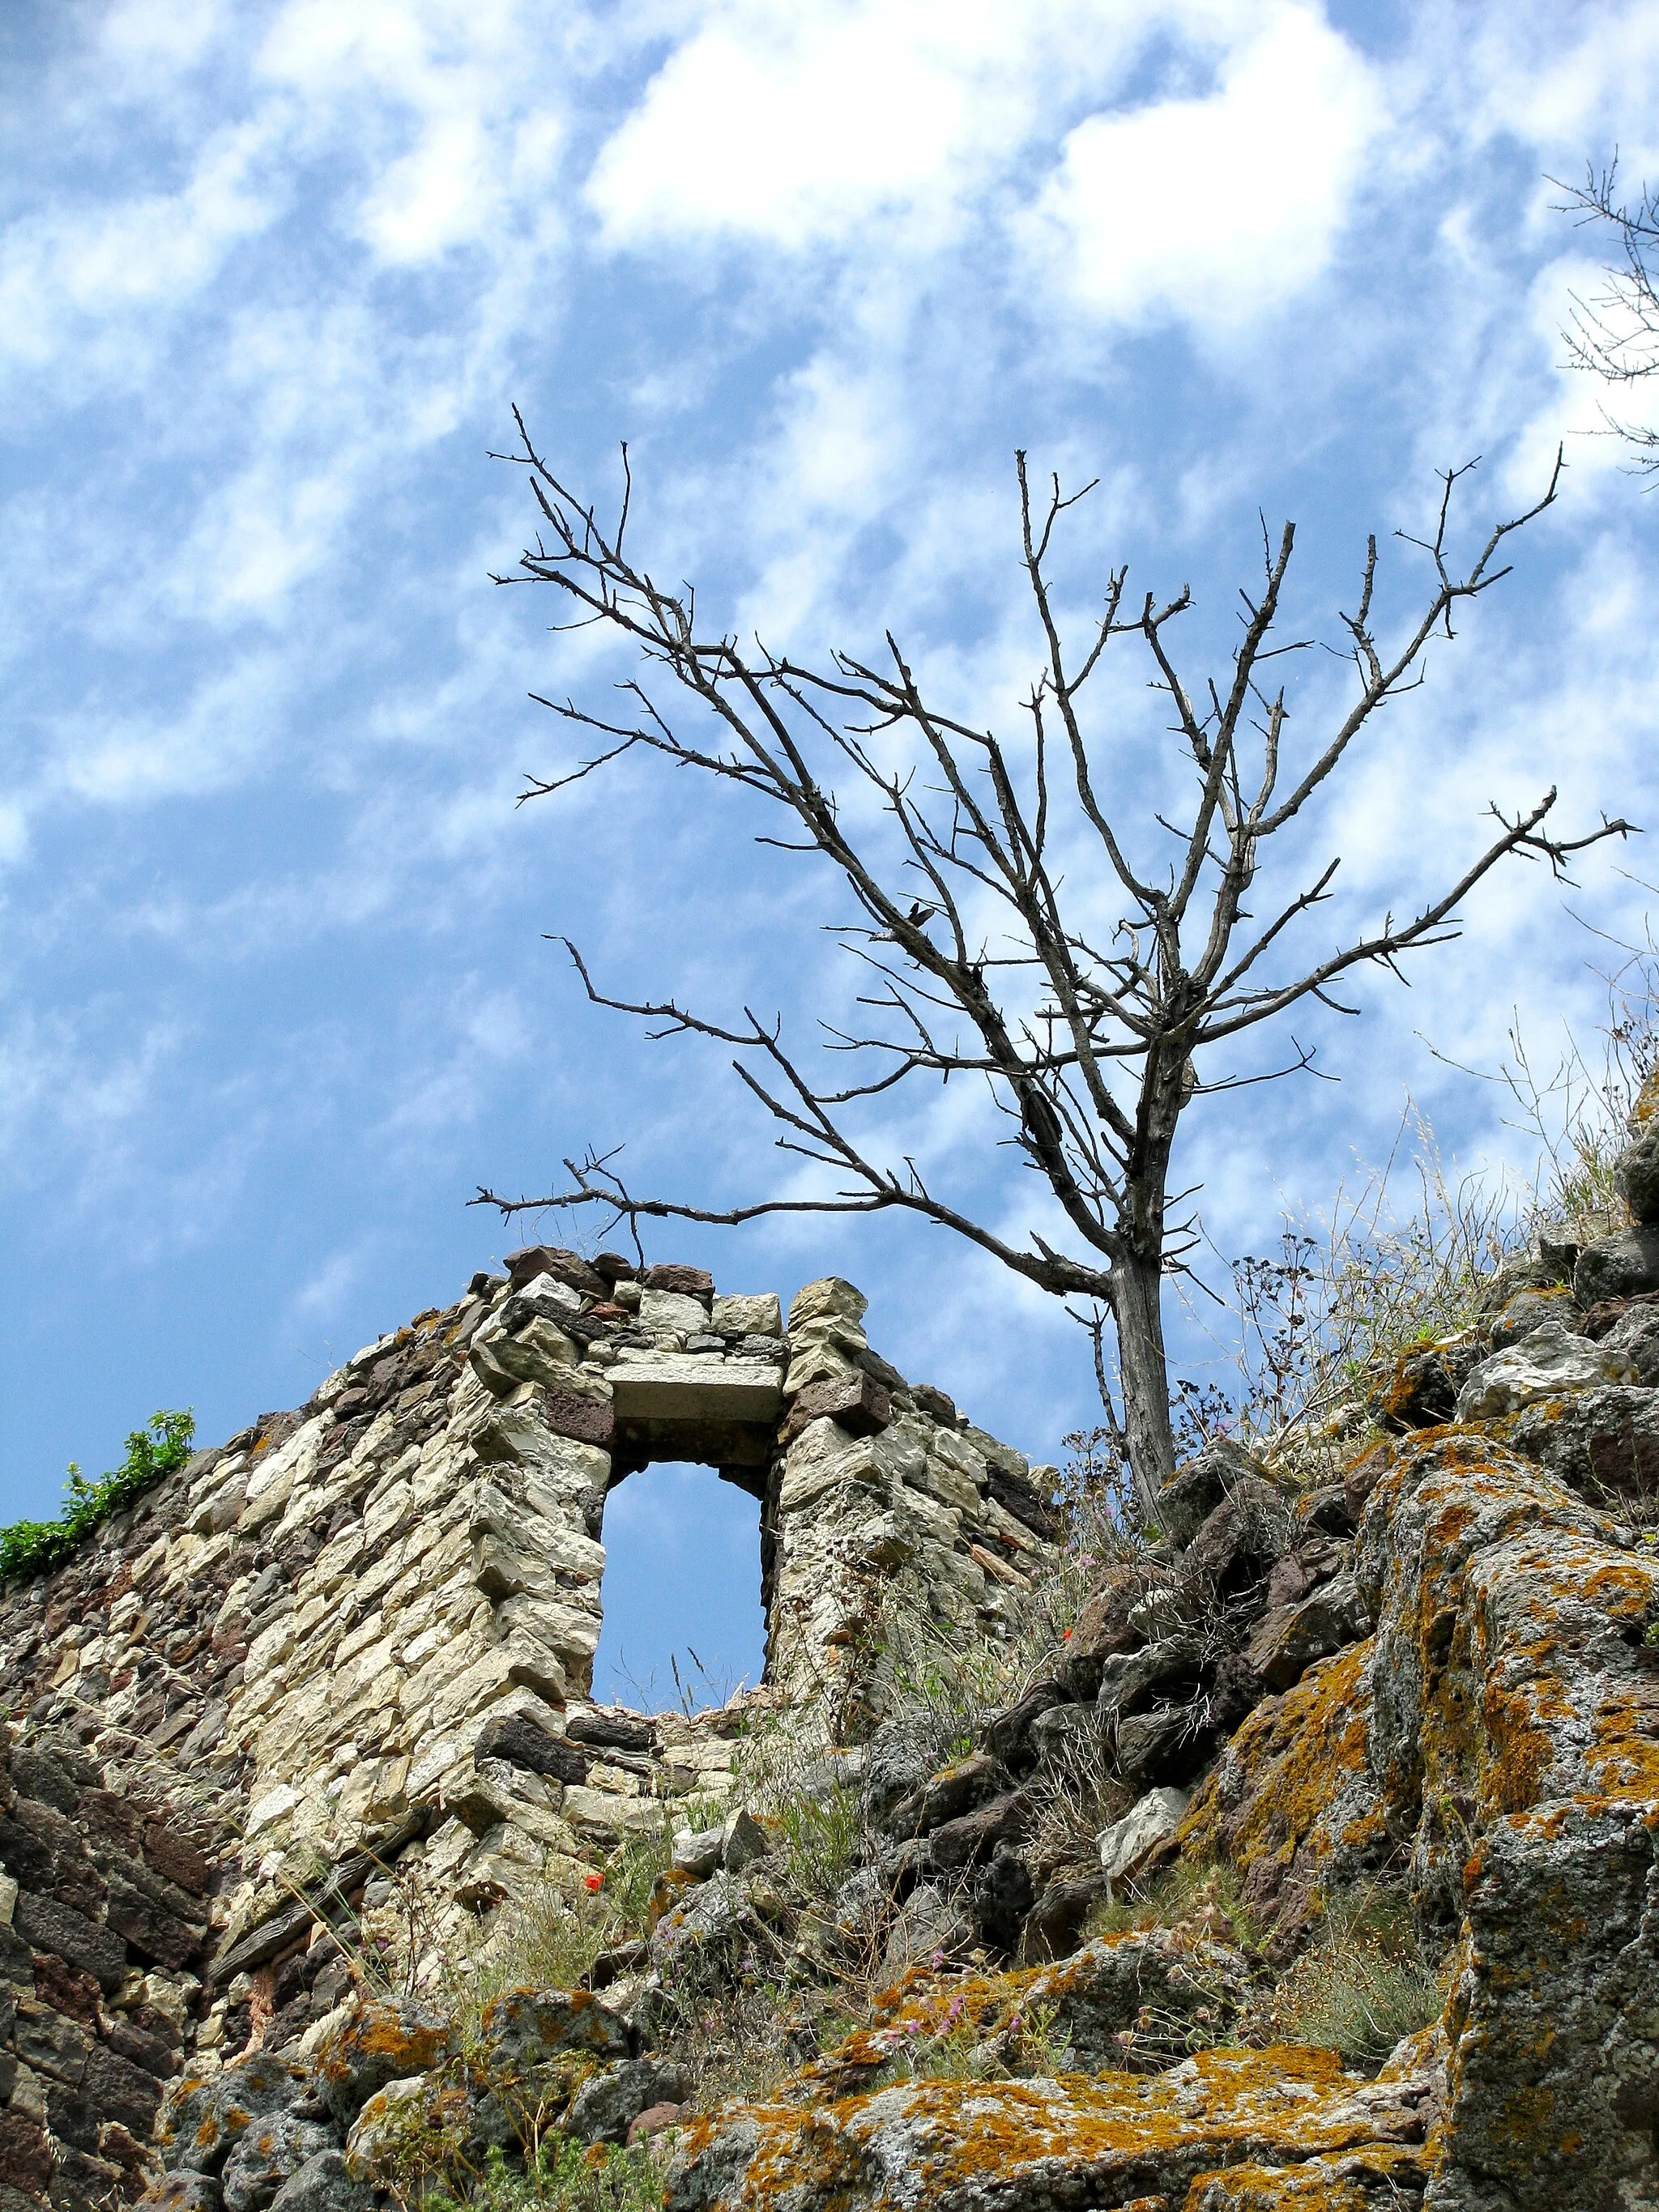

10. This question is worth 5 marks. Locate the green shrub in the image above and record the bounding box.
[0,1409,195,1583]
[420,2137,664,2212]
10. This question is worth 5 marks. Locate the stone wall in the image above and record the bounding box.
[0,1253,1056,2205]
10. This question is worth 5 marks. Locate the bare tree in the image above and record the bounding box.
[475,416,1629,1516]
[1553,158,1659,471]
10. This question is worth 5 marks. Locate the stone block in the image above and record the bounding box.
[710,1293,783,1337]
[608,1358,783,1428]
[505,1246,608,1298]
[474,1712,589,1785]
[80,2044,164,2135]
[541,1386,615,1447]
[0,2113,53,2195]
[1576,1224,1659,1305]
[780,1370,891,1446]
[787,1277,868,1331]
[11,1893,126,1993]
[642,1264,714,1299]
[638,1288,710,1334]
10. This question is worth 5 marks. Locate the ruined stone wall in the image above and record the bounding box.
[0,1253,1057,2202]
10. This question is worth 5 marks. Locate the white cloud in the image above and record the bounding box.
[1028,6,1380,330]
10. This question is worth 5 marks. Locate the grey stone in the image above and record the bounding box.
[1154,1439,1266,1547]
[859,1717,940,1830]
[1615,1126,1659,1222]
[608,1358,783,1426]
[1454,1319,1636,1421]
[567,2059,691,2146]
[151,2178,224,2212]
[881,1883,974,1974]
[10,1890,126,1993]
[160,2053,303,2176]
[221,2112,335,2212]
[1096,1637,1206,1724]
[1601,1300,1659,1385]
[671,1825,724,1880]
[267,2151,373,2212]
[1489,1286,1582,1349]
[1576,1224,1659,1306]
[719,1809,770,1875]
[1509,1384,1659,1503]
[1097,1787,1189,1886]
[1028,1703,1095,1759]
[1243,1571,1371,1693]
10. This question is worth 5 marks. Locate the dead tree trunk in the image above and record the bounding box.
[474,422,1631,1515]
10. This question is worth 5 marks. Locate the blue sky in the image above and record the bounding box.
[4,1,1658,1694]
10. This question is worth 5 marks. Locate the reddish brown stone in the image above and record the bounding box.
[143,1822,208,1897]
[642,1263,714,1298]
[0,2111,53,2193]
[505,1245,608,1299]
[541,1387,614,1449]
[628,2103,683,2144]
[30,1950,100,2025]
[781,1370,891,1447]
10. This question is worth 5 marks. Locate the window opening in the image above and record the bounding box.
[590,1461,766,1711]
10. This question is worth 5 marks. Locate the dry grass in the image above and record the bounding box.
[1254,1882,1446,2071]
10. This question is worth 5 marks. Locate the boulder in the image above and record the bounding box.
[981,1680,1072,1771]
[1603,1299,1659,1384]
[1576,1223,1659,1306]
[567,2059,691,2146]
[220,2113,335,2212]
[1024,1869,1107,1961]
[1153,1439,1266,1547]
[1616,1126,1659,1222]
[1489,1285,1580,1349]
[1243,1571,1370,1694]
[969,1846,1034,1955]
[650,1871,771,1990]
[860,1718,944,1831]
[667,2045,1440,2212]
[1097,1787,1189,1888]
[316,2001,455,2126]
[476,1989,632,2073]
[505,1247,608,1298]
[1453,1319,1635,1421]
[1509,1383,1659,1505]
[160,2055,304,2175]
[881,1884,975,1975]
[720,1808,771,1876]
[671,1824,725,1880]
[267,2152,374,2212]
[885,1752,1013,1839]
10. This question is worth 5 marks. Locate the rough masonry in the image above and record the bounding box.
[0,1256,1059,2208]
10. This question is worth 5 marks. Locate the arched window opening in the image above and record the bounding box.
[590,1462,766,1711]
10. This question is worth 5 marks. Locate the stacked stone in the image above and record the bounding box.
[768,1277,1063,1720]
[0,1729,213,2211]
[0,1251,1058,2142]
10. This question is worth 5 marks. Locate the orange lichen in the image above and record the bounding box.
[675,2044,1439,2212]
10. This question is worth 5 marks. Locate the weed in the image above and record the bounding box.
[1085,1858,1266,1958]
[420,2137,663,2212]
[1259,1883,1446,2071]
[1,1411,195,1583]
